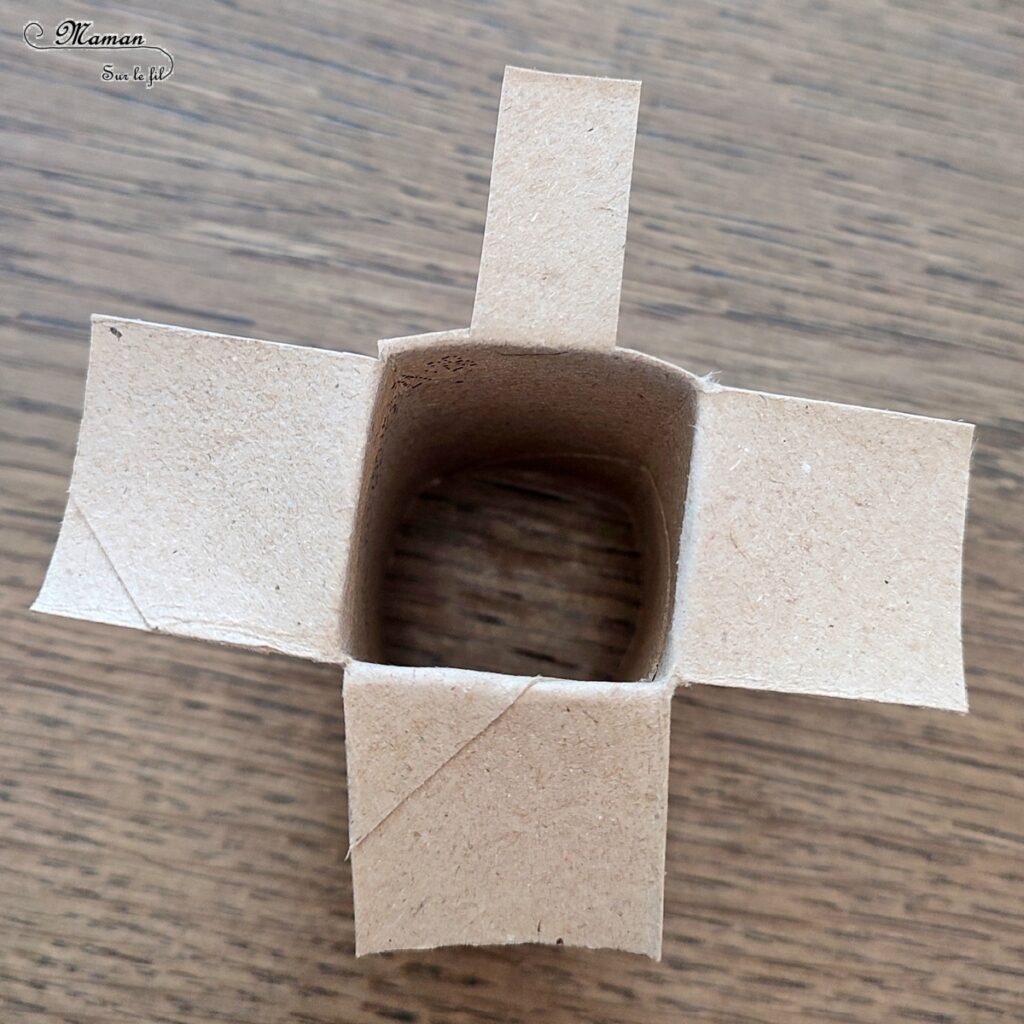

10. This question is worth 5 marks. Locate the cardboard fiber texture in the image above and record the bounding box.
[33,66,975,958]
[33,316,380,661]
[668,385,974,711]
[471,68,641,348]
[344,663,672,957]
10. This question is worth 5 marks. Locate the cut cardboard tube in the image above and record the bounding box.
[346,336,697,682]
[33,65,974,958]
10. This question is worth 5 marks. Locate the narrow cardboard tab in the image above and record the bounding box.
[34,317,380,661]
[667,386,974,710]
[345,663,672,958]
[470,67,641,349]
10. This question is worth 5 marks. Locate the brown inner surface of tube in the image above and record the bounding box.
[344,342,696,683]
[379,460,647,681]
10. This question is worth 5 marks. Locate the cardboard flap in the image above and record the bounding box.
[33,316,380,661]
[668,387,974,710]
[344,663,672,957]
[344,663,538,847]
[470,66,641,349]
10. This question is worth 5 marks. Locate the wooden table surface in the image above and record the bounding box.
[2,1,1022,1021]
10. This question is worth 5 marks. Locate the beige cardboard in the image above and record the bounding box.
[665,385,974,711]
[345,663,540,848]
[345,663,672,957]
[34,315,380,661]
[471,67,641,349]
[33,66,975,959]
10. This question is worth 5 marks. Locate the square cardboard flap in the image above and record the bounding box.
[344,662,673,957]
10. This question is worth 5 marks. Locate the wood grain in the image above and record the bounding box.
[1,1,1022,1021]
[380,463,648,681]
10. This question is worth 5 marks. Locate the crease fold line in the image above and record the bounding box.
[70,497,154,630]
[347,674,545,855]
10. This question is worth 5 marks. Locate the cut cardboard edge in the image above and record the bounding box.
[32,501,149,630]
[87,312,373,361]
[676,674,969,713]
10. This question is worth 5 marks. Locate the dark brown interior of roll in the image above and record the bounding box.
[344,343,696,682]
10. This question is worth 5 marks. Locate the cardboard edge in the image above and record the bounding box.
[33,500,149,630]
[377,328,471,360]
[355,932,662,961]
[380,331,706,381]
[91,313,380,368]
[504,64,642,90]
[31,595,146,632]
[721,379,978,432]
[677,675,969,714]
